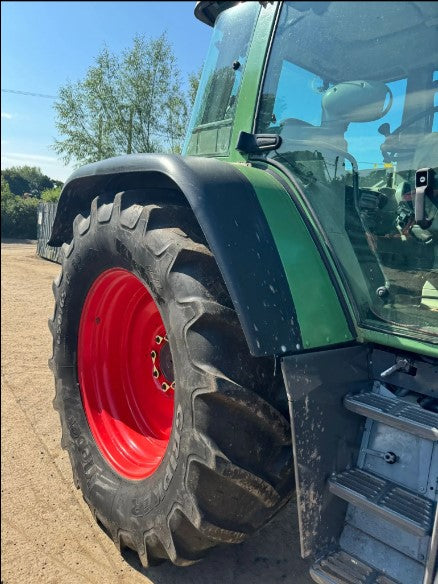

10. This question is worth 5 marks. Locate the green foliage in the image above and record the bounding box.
[1,166,54,197]
[188,68,202,108]
[41,186,62,202]
[1,189,39,239]
[53,34,199,166]
[1,168,29,197]
[1,169,63,239]
[1,175,13,199]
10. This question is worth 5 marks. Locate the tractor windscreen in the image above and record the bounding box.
[256,1,438,343]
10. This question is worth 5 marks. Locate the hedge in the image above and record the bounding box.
[1,194,39,239]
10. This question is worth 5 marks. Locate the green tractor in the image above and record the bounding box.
[48,2,438,582]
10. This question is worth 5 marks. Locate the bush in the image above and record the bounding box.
[41,186,62,202]
[1,166,55,197]
[1,186,39,239]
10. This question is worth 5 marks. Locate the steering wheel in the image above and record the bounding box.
[380,105,438,162]
[390,105,438,136]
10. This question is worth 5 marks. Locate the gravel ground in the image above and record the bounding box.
[1,241,313,584]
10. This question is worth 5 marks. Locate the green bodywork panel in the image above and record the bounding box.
[234,163,353,349]
[357,328,438,359]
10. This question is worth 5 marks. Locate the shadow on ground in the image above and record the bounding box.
[1,237,37,244]
[120,499,313,584]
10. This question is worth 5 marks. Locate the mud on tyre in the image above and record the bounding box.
[49,190,293,566]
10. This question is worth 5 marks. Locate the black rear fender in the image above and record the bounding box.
[50,154,299,357]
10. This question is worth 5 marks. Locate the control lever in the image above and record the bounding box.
[380,357,411,378]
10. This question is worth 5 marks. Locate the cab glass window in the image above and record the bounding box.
[256,1,438,343]
[184,2,259,156]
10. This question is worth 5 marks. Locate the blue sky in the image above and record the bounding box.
[1,1,212,181]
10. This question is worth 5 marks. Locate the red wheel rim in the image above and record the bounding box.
[78,268,174,480]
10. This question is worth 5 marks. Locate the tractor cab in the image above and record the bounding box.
[188,1,438,346]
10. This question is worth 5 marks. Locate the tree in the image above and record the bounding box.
[187,68,201,108]
[1,166,54,197]
[53,34,197,166]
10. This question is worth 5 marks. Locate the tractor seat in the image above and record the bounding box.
[412,132,438,171]
[279,117,348,152]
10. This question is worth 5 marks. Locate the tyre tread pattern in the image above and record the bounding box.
[49,190,293,567]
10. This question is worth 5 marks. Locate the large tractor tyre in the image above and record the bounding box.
[49,191,293,567]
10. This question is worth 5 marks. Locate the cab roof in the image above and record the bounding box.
[194,1,241,26]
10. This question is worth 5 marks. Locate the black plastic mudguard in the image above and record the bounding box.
[49,154,300,357]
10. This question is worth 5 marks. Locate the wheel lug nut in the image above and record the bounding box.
[155,335,163,345]
[153,368,159,378]
[171,381,175,389]
[161,382,169,391]
[151,350,156,359]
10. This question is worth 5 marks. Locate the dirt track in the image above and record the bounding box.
[1,242,312,584]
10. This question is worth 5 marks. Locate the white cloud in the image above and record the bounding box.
[1,112,13,119]
[1,152,74,182]
[2,152,59,164]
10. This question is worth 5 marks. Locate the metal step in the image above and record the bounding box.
[344,392,438,441]
[328,469,435,537]
[310,550,400,584]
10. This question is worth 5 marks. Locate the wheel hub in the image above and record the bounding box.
[151,338,174,391]
[77,268,175,480]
